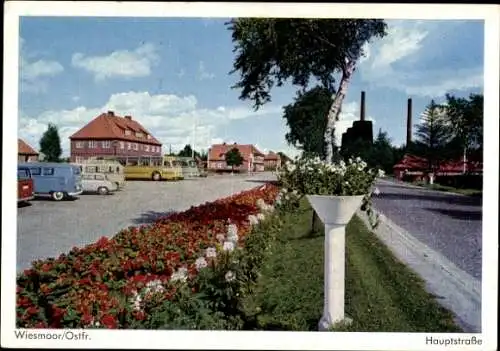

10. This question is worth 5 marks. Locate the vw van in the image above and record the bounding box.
[19,162,83,201]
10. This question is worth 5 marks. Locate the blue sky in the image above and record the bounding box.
[18,17,484,157]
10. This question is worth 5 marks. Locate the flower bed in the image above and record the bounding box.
[16,184,280,329]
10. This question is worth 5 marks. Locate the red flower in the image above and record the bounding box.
[100,314,117,329]
[26,306,39,315]
[81,313,93,325]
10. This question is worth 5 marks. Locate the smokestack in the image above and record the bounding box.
[360,91,366,121]
[406,98,412,147]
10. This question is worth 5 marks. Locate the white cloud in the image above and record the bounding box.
[19,91,282,157]
[359,20,483,97]
[20,38,64,94]
[71,43,159,81]
[198,61,215,80]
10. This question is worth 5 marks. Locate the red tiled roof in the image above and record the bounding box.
[208,143,264,162]
[69,111,162,145]
[18,139,38,155]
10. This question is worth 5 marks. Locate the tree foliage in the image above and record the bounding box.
[283,86,333,159]
[177,144,201,159]
[227,18,387,108]
[414,100,453,171]
[225,147,244,170]
[39,123,62,162]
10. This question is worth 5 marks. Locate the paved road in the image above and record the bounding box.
[16,172,276,272]
[372,178,482,280]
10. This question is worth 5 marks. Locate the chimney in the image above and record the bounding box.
[107,110,114,116]
[360,91,366,121]
[406,98,412,147]
[124,115,132,120]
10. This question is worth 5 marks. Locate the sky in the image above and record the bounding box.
[18,17,484,158]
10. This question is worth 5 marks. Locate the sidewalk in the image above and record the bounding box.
[357,209,481,333]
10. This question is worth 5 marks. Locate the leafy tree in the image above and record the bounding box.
[371,129,397,174]
[39,123,62,162]
[227,18,387,163]
[414,100,453,172]
[178,144,201,159]
[283,86,333,159]
[225,147,244,171]
[443,93,483,160]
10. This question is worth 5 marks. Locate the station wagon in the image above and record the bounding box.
[19,162,83,201]
[81,173,118,195]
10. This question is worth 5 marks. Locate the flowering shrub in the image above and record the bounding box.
[16,184,281,329]
[277,156,385,228]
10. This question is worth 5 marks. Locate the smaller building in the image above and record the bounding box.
[18,139,39,162]
[263,151,281,170]
[207,143,265,172]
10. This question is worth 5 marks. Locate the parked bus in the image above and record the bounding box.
[100,155,183,181]
[74,158,126,189]
[19,162,83,201]
[164,156,203,178]
[17,166,35,203]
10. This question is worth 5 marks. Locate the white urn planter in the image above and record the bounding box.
[307,194,365,331]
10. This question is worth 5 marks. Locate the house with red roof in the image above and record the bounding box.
[18,139,39,162]
[69,111,162,162]
[263,151,281,170]
[207,142,265,172]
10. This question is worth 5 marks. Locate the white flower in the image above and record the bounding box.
[247,214,259,225]
[223,241,235,252]
[227,224,238,237]
[195,257,208,270]
[378,169,385,178]
[256,198,267,210]
[145,279,165,294]
[257,213,265,221]
[205,247,217,258]
[216,233,225,243]
[225,271,236,282]
[373,187,381,196]
[170,267,188,283]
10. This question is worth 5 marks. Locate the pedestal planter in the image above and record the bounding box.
[306,194,365,331]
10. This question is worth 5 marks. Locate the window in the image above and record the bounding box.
[102,141,111,149]
[17,168,30,179]
[134,143,138,151]
[75,156,85,163]
[85,166,97,173]
[135,132,143,138]
[145,145,150,152]
[42,168,54,176]
[88,141,98,148]
[95,174,105,181]
[75,141,84,148]
[125,130,131,136]
[127,143,132,150]
[30,167,41,176]
[73,167,81,175]
[217,162,223,169]
[120,141,125,149]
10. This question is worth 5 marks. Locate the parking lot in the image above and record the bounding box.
[16,172,277,272]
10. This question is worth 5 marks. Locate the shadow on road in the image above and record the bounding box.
[17,201,33,208]
[244,180,279,185]
[131,210,176,225]
[424,208,483,221]
[375,192,482,206]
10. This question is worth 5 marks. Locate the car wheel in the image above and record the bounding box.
[97,187,109,195]
[152,172,161,181]
[52,191,64,201]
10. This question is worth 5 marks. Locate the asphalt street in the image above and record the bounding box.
[372,178,483,280]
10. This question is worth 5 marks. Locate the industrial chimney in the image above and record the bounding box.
[360,91,366,121]
[406,98,412,147]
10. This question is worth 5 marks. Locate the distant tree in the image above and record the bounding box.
[199,150,208,161]
[444,93,483,161]
[178,144,201,158]
[371,129,397,174]
[227,18,388,163]
[282,86,333,159]
[414,100,453,172]
[39,123,62,162]
[225,147,244,171]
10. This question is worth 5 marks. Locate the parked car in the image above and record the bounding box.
[81,173,118,195]
[73,158,126,189]
[19,162,83,201]
[17,166,35,203]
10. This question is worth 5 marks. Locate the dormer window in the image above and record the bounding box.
[135,132,143,138]
[147,135,151,140]
[125,130,131,136]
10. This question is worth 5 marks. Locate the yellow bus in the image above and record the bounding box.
[74,158,126,189]
[164,156,204,178]
[115,155,183,181]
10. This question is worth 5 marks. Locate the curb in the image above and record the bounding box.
[377,178,480,198]
[357,208,482,333]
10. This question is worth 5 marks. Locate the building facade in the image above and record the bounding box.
[207,143,265,172]
[18,139,39,162]
[263,151,281,170]
[69,111,162,162]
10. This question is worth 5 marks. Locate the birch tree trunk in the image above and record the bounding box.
[324,60,356,164]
